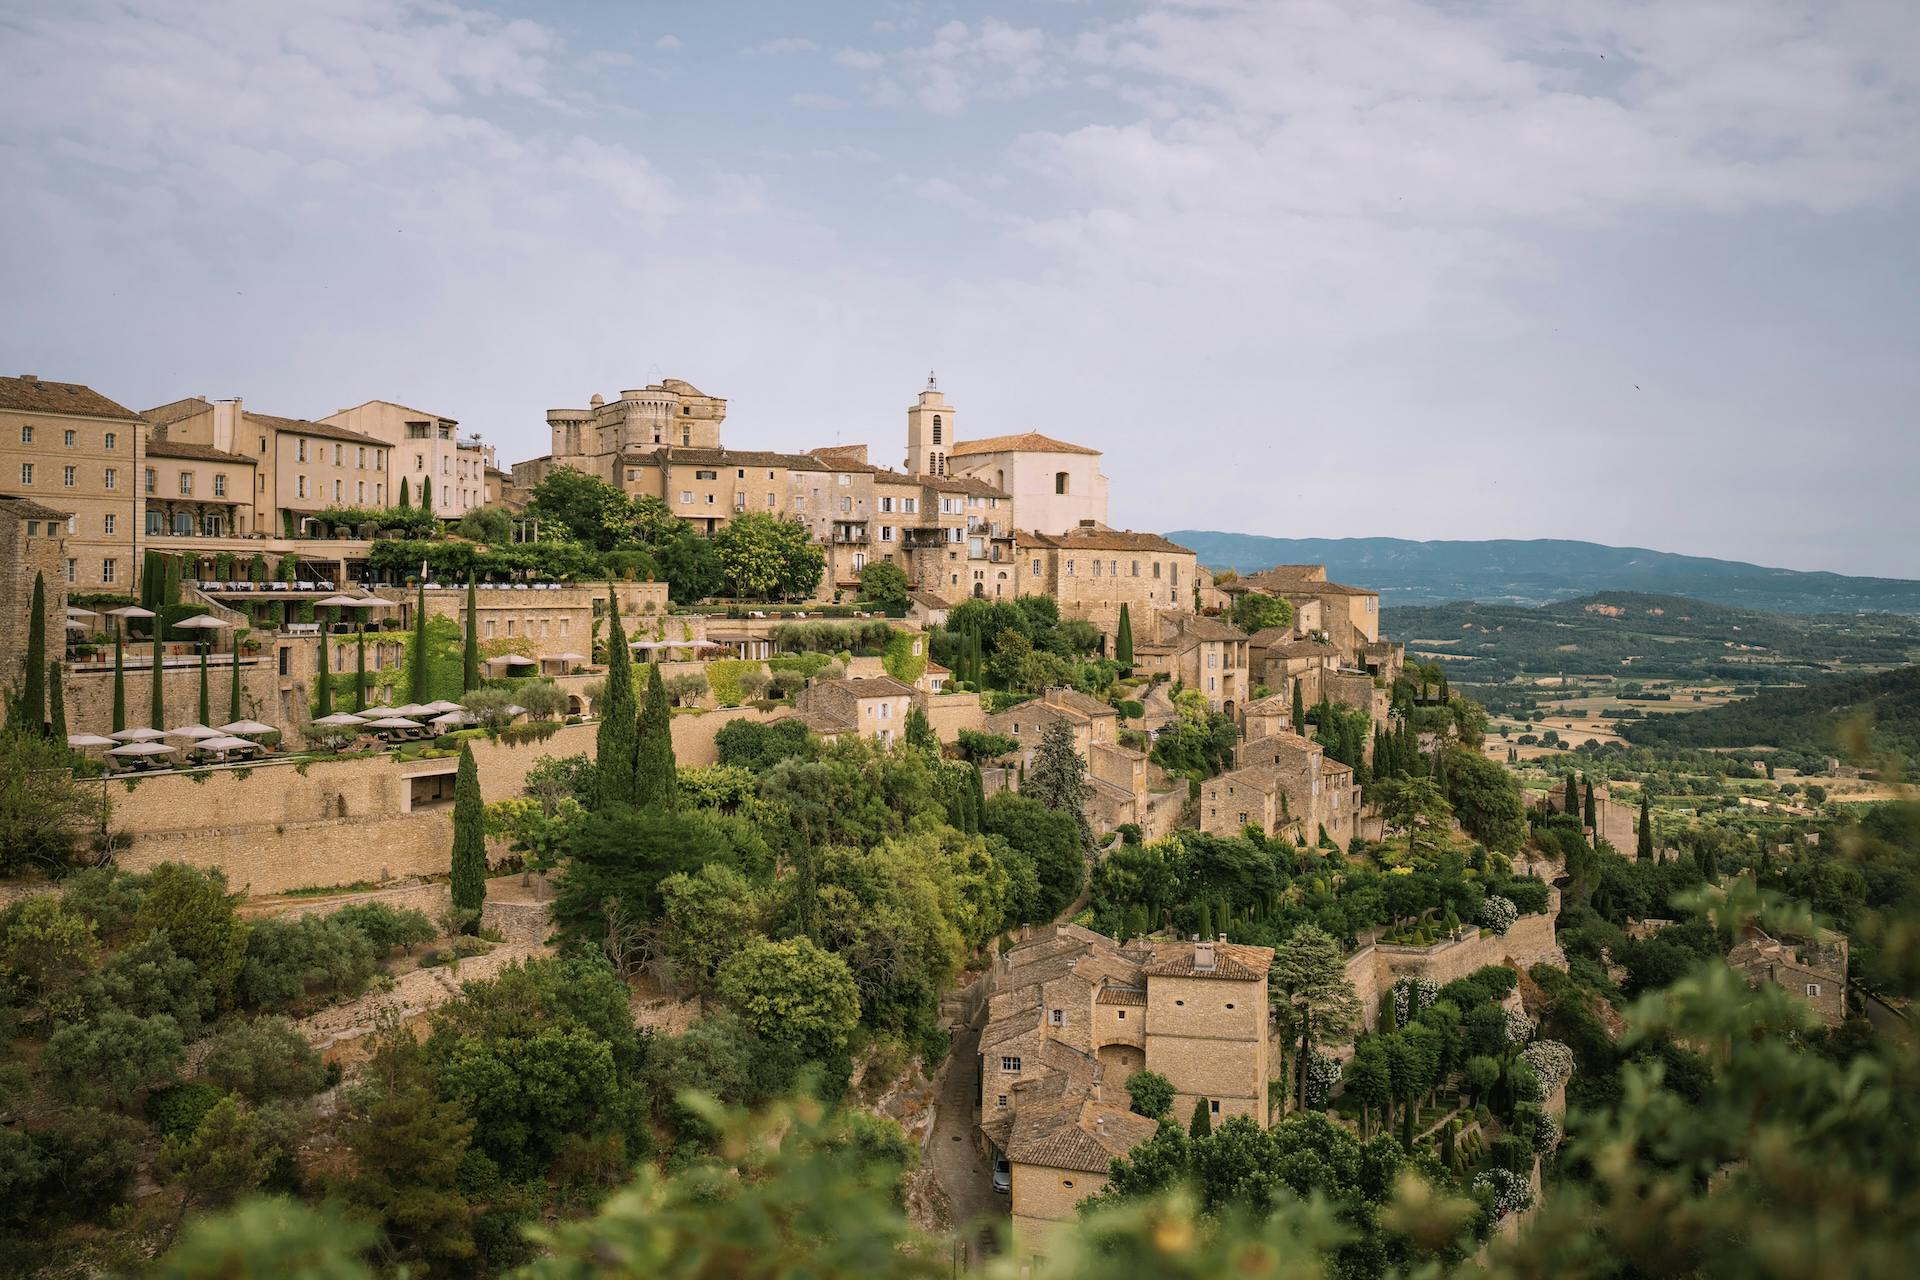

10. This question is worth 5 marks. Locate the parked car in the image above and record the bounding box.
[991,1151,1011,1195]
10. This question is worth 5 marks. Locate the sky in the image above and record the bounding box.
[2,0,1916,578]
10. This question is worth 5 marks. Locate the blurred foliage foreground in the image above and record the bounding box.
[160,820,1920,1280]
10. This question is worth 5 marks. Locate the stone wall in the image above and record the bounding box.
[917,691,987,741]
[64,655,284,735]
[1346,893,1564,1033]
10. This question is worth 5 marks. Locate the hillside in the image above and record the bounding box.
[1385,592,1920,684]
[1621,664,1920,764]
[1170,532,1920,613]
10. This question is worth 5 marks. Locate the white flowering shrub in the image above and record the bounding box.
[1503,1008,1536,1047]
[1474,1167,1534,1218]
[1391,977,1439,1025]
[1479,895,1518,935]
[1305,1051,1341,1109]
[1532,1111,1561,1155]
[1522,1040,1575,1096]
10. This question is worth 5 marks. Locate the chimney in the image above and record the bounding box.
[1194,939,1216,972]
[1095,1116,1106,1135]
[213,398,241,454]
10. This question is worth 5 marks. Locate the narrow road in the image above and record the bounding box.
[927,1016,1002,1262]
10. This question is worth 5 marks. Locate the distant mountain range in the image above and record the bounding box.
[1166,533,1920,614]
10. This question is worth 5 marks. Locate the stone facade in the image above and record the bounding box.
[1728,924,1848,1027]
[0,376,145,593]
[403,580,669,664]
[1343,890,1565,1034]
[320,400,495,520]
[792,674,916,744]
[524,380,728,489]
[0,495,71,699]
[1132,611,1250,715]
[980,925,1272,1256]
[985,687,1183,836]
[1018,527,1196,642]
[1203,727,1362,848]
[945,428,1108,537]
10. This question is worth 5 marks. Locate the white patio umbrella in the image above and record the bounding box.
[67,733,115,749]
[314,594,369,608]
[386,703,431,717]
[629,640,666,651]
[169,724,220,740]
[431,711,475,727]
[65,619,88,631]
[422,700,465,714]
[197,736,260,753]
[110,726,169,742]
[312,712,368,727]
[105,605,156,620]
[361,716,423,731]
[172,614,231,633]
[551,652,588,663]
[109,741,176,757]
[216,720,277,736]
[500,654,536,668]
[66,605,98,620]
[503,704,528,717]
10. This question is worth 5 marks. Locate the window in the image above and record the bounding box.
[506,620,516,636]
[172,512,192,535]
[357,446,366,468]
[1226,1002,1236,1010]
[63,429,74,447]
[880,496,893,512]
[146,510,162,535]
[1061,1179,1075,1189]
[931,413,942,443]
[680,491,692,504]
[62,466,76,487]
[485,620,496,638]
[996,1094,1007,1109]
[333,443,343,465]
[18,463,31,484]
[1175,999,1185,1006]
[881,525,894,542]
[1001,1056,1021,1073]
[838,474,850,486]
[1116,1010,1126,1020]
[18,426,31,443]
[101,559,116,583]
[1153,562,1162,579]
[705,493,715,505]
[441,457,450,475]
[297,475,308,498]
[1209,1100,1221,1115]
[1031,558,1041,575]
[1049,1009,1064,1026]
[105,466,118,490]
[203,514,222,536]
[1807,983,1822,997]
[103,514,116,534]
[1066,560,1075,576]
[214,474,226,497]
[104,432,116,450]
[1092,560,1101,577]
[1055,471,1069,495]
[695,469,717,480]
[1131,560,1140,576]
[145,468,156,493]
[297,439,307,462]
[415,453,424,470]
[179,472,193,495]
[259,435,267,452]
[66,559,76,584]
[333,479,343,501]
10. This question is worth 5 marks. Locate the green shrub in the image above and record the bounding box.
[329,903,436,956]
[147,1081,226,1141]
[237,915,377,1010]
[202,1016,329,1102]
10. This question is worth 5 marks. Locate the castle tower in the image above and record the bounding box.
[905,372,952,477]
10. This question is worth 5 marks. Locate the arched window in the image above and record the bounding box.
[931,414,942,444]
[202,514,223,537]
[172,511,192,535]
[1055,471,1070,495]
[146,510,163,535]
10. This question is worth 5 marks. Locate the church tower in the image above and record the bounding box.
[905,372,952,477]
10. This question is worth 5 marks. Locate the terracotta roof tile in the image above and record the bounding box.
[1142,940,1273,981]
[244,411,388,448]
[145,439,257,466]
[1019,527,1194,555]
[0,376,142,421]
[948,431,1100,458]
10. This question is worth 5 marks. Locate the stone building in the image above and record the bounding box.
[897,375,1106,535]
[1131,612,1251,716]
[984,687,1184,837]
[517,380,728,489]
[144,397,393,536]
[792,674,916,745]
[0,495,71,696]
[0,376,146,593]
[1221,565,1384,671]
[320,400,495,519]
[979,924,1273,1254]
[1248,630,1338,704]
[1728,924,1848,1027]
[1017,526,1198,641]
[1201,724,1361,847]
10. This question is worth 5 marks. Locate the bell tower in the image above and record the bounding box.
[905,372,952,477]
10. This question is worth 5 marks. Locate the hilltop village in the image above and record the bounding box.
[0,370,1877,1271]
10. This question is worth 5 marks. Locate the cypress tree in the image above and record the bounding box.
[315,634,333,718]
[635,662,680,812]
[1188,1098,1212,1139]
[112,638,127,732]
[1564,776,1581,817]
[1292,678,1306,732]
[408,580,430,703]
[229,639,243,723]
[450,742,486,926]
[48,660,66,743]
[594,586,639,810]
[1583,777,1596,829]
[17,572,47,733]
[421,475,433,511]
[1115,603,1134,668]
[198,644,211,725]
[1637,793,1654,862]
[462,574,480,693]
[399,476,411,509]
[150,631,165,728]
[354,631,368,712]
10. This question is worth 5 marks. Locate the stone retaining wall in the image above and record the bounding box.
[1346,890,1564,1032]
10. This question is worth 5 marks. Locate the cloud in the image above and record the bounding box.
[654,34,682,51]
[833,48,886,71]
[748,36,818,55]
